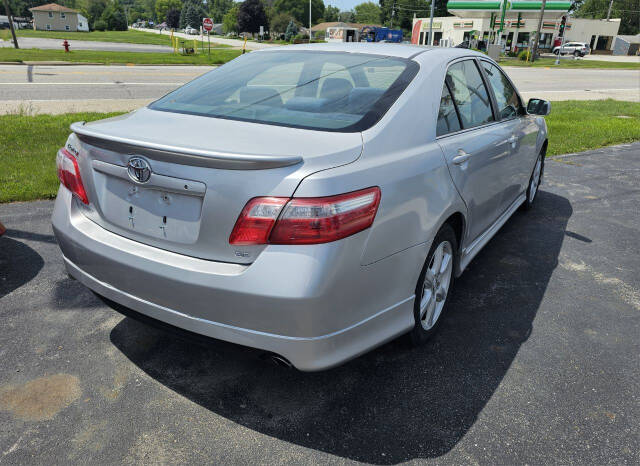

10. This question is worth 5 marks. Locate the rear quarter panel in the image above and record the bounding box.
[294,52,466,267]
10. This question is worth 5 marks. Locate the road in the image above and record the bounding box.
[136,28,277,50]
[0,63,638,114]
[1,143,639,464]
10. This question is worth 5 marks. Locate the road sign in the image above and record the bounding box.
[203,18,213,32]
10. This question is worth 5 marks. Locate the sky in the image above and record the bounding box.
[326,0,378,12]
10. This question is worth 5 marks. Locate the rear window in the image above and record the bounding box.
[149,51,418,132]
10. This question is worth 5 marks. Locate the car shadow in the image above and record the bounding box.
[0,235,45,299]
[108,190,572,463]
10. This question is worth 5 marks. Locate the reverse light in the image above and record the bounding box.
[56,148,89,205]
[229,187,381,246]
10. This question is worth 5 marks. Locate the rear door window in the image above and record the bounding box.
[445,60,494,129]
[436,83,461,136]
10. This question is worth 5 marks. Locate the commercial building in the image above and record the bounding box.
[412,0,621,52]
[29,3,89,32]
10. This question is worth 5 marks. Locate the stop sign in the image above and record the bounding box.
[203,18,213,32]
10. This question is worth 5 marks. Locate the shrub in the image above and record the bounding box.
[518,50,529,61]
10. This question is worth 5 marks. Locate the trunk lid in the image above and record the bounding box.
[69,108,362,264]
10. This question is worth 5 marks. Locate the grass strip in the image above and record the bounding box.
[0,47,241,65]
[501,57,640,70]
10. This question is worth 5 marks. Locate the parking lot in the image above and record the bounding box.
[1,143,639,464]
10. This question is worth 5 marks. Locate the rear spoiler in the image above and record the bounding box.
[70,121,302,170]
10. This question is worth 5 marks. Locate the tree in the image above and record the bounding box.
[353,2,381,24]
[166,7,180,27]
[379,0,447,31]
[209,0,234,23]
[324,4,339,22]
[272,0,324,26]
[100,0,128,30]
[237,0,267,34]
[156,0,182,22]
[179,0,206,28]
[284,18,297,40]
[270,11,293,34]
[575,0,639,35]
[337,10,353,22]
[222,4,238,32]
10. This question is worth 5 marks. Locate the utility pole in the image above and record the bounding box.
[530,0,546,62]
[606,0,614,20]
[390,1,396,29]
[428,0,435,45]
[309,0,312,43]
[2,0,19,49]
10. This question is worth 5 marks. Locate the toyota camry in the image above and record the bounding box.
[52,43,550,370]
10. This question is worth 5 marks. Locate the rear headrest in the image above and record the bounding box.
[348,88,385,113]
[284,97,329,112]
[238,86,282,106]
[319,78,354,100]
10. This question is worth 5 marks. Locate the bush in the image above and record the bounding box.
[518,50,529,61]
[284,19,297,41]
[93,19,107,31]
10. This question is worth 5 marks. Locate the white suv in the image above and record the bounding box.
[553,42,590,57]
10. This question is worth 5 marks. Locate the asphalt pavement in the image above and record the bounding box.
[1,143,638,464]
[0,63,638,114]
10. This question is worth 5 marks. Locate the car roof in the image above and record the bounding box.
[257,42,485,61]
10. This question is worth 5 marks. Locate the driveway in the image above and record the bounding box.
[0,144,639,464]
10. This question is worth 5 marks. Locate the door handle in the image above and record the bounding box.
[452,150,471,165]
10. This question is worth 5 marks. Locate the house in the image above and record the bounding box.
[29,3,89,32]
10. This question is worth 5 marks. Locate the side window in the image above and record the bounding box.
[446,60,494,129]
[481,61,522,120]
[436,84,461,136]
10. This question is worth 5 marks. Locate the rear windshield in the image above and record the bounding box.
[149,51,418,132]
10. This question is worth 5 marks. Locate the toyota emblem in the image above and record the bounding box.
[127,156,151,183]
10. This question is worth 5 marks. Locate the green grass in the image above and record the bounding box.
[1,101,639,202]
[546,100,640,156]
[0,47,241,65]
[1,28,230,48]
[0,112,122,203]
[501,57,640,70]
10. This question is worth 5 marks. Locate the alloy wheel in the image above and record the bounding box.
[419,240,453,330]
[529,156,542,202]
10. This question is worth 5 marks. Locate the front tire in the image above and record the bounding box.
[522,153,544,211]
[410,224,457,345]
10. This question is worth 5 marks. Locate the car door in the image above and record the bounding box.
[436,58,512,244]
[479,59,538,205]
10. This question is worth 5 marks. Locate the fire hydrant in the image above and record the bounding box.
[62,40,70,52]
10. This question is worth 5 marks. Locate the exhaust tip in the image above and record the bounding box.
[260,352,293,369]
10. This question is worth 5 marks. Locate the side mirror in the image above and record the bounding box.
[527,98,551,116]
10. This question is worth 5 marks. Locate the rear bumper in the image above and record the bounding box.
[52,187,421,370]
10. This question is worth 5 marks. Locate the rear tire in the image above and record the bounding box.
[573,50,580,57]
[410,224,457,346]
[522,152,544,211]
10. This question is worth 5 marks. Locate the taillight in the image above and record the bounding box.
[229,187,381,246]
[56,148,89,204]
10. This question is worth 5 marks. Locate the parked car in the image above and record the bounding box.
[553,41,590,56]
[52,44,550,371]
[184,26,198,35]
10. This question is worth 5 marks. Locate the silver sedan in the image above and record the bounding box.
[52,43,550,370]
